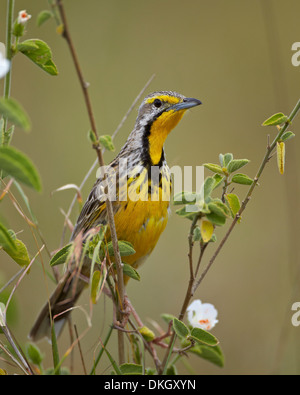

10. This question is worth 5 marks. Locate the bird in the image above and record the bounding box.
[29,91,202,342]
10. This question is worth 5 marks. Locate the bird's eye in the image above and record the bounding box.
[153,98,162,108]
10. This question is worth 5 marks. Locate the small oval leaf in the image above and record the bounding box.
[205,212,226,226]
[173,318,190,339]
[225,193,241,218]
[50,243,72,267]
[262,112,288,126]
[200,220,214,243]
[3,239,30,268]
[17,39,58,76]
[0,146,42,191]
[189,327,219,346]
[119,363,143,375]
[281,131,295,142]
[0,223,17,252]
[25,342,44,366]
[189,344,224,367]
[203,163,224,175]
[223,153,233,167]
[107,240,136,257]
[0,97,31,131]
[123,263,140,281]
[36,10,53,27]
[99,135,115,152]
[227,159,249,174]
[231,173,253,185]
[208,200,230,218]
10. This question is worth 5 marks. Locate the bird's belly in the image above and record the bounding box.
[112,199,170,268]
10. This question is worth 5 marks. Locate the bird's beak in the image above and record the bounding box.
[168,97,202,112]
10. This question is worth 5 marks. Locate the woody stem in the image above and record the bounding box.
[55,0,125,365]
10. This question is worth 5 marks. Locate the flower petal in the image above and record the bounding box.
[0,53,10,79]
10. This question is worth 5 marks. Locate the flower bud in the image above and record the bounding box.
[138,326,155,342]
[13,10,31,37]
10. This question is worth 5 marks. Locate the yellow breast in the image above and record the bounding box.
[106,165,171,270]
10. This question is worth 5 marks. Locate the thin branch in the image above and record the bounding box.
[74,324,87,375]
[55,0,125,364]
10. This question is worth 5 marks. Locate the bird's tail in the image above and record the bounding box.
[29,269,87,342]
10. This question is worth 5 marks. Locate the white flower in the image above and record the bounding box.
[0,52,10,79]
[17,10,31,25]
[187,299,218,331]
[0,302,6,327]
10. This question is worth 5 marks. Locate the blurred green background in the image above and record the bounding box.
[1,0,300,375]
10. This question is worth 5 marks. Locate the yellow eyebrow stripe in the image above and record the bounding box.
[146,95,181,105]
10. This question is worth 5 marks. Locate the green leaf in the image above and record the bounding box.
[227,159,249,174]
[262,112,288,126]
[193,226,201,242]
[103,347,122,375]
[51,324,61,375]
[231,173,253,185]
[175,205,200,220]
[161,313,176,325]
[189,327,219,346]
[36,10,53,27]
[14,181,38,224]
[107,240,136,257]
[208,200,230,218]
[17,39,58,76]
[223,153,233,167]
[0,97,31,131]
[99,135,115,152]
[200,220,214,243]
[189,344,224,367]
[212,174,224,190]
[3,238,30,268]
[119,363,143,375]
[166,364,178,375]
[205,212,226,226]
[203,177,215,201]
[0,223,17,252]
[88,129,97,144]
[123,263,140,281]
[173,191,197,205]
[0,146,42,191]
[25,342,44,366]
[281,131,295,142]
[90,270,102,304]
[218,154,224,166]
[50,243,72,267]
[173,318,190,339]
[203,163,224,175]
[225,193,241,218]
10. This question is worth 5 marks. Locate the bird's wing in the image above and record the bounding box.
[70,164,121,241]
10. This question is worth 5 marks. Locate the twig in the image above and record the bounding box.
[55,0,125,364]
[0,341,30,375]
[74,324,87,375]
[159,215,199,374]
[2,0,14,143]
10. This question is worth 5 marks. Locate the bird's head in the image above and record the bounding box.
[136,91,201,165]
